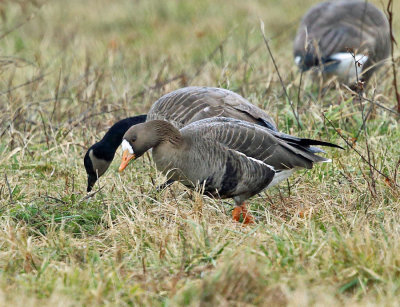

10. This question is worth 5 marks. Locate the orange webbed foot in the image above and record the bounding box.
[232,206,243,222]
[232,203,254,224]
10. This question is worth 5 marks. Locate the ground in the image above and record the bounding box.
[1,0,400,306]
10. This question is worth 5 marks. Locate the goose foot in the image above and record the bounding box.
[232,203,254,224]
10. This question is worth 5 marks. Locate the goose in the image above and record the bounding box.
[118,118,342,224]
[293,0,390,86]
[84,115,147,192]
[84,87,277,192]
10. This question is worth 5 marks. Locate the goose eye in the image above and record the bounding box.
[131,136,137,142]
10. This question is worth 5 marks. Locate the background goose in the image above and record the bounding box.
[119,118,342,224]
[84,87,277,192]
[293,0,390,85]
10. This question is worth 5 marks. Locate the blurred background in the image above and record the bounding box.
[1,1,400,305]
[1,0,398,145]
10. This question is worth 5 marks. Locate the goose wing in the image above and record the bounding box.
[181,117,335,172]
[164,137,276,200]
[147,87,277,131]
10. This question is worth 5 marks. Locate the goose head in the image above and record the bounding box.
[83,114,147,192]
[84,143,114,192]
[118,121,162,171]
[119,120,182,172]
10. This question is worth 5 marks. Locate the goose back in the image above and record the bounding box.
[147,87,277,131]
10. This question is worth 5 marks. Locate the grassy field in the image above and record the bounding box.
[1,0,400,305]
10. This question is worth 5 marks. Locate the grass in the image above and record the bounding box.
[1,0,400,305]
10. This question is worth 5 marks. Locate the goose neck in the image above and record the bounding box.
[148,120,182,148]
[103,115,147,149]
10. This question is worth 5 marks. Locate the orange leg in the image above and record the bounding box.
[232,203,254,224]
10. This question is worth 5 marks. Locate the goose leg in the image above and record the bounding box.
[232,203,254,224]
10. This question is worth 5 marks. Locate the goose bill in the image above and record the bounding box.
[119,150,136,172]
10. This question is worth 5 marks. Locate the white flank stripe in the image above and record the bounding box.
[248,157,275,171]
[232,149,275,171]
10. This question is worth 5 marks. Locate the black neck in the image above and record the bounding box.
[100,115,147,150]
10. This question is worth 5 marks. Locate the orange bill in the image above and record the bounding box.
[119,150,136,172]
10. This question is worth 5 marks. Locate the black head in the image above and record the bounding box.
[83,114,147,192]
[296,52,320,72]
[84,142,115,192]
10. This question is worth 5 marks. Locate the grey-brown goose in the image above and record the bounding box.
[293,0,390,85]
[119,118,341,224]
[84,86,277,192]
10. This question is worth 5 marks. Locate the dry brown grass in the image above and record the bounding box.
[1,0,400,305]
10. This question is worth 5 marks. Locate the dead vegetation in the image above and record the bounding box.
[0,0,399,305]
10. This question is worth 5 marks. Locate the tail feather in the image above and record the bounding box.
[308,146,326,154]
[270,130,343,150]
[284,142,332,165]
[296,137,343,149]
[256,118,278,132]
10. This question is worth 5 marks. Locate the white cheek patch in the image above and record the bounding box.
[121,139,134,154]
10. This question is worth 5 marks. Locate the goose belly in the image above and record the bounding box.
[151,146,211,187]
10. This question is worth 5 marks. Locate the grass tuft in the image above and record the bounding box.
[0,0,399,305]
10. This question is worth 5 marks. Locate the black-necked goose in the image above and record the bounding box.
[293,0,390,85]
[119,118,342,224]
[84,115,147,192]
[84,87,277,192]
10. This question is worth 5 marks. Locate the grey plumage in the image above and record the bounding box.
[147,87,277,131]
[181,118,330,171]
[293,0,390,84]
[121,118,340,210]
[84,86,276,192]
